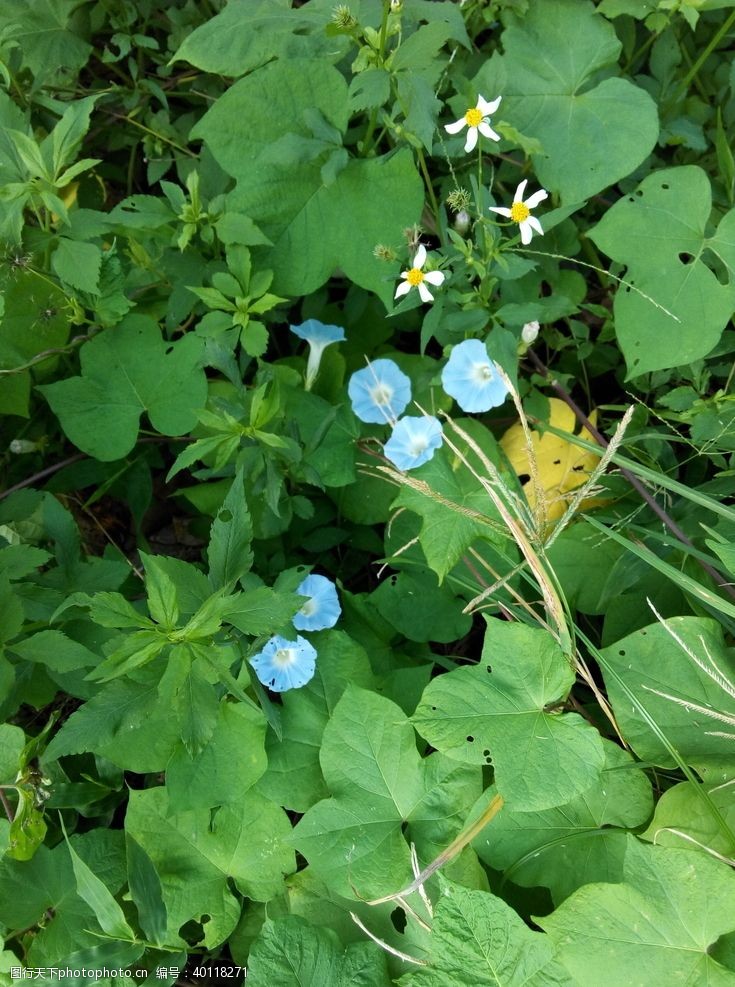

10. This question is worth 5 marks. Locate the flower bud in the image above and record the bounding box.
[521,320,540,345]
[9,439,38,454]
[454,210,471,235]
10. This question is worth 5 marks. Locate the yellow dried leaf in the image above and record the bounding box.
[500,398,605,522]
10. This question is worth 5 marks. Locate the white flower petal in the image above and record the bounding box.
[444,118,466,135]
[395,281,412,299]
[477,94,501,116]
[527,215,544,237]
[477,122,501,142]
[514,179,528,203]
[464,127,479,153]
[525,188,549,209]
[418,281,434,303]
[413,243,427,269]
[424,270,445,286]
[489,206,512,218]
[519,221,533,245]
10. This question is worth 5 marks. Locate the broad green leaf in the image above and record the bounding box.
[39,314,207,461]
[599,616,735,782]
[0,830,126,966]
[0,544,51,580]
[247,916,389,987]
[43,676,181,773]
[641,781,735,862]
[393,443,503,583]
[125,786,295,946]
[85,629,165,683]
[539,837,735,985]
[207,468,253,589]
[0,0,92,85]
[173,0,344,77]
[0,723,24,782]
[371,568,472,643]
[400,883,570,987]
[10,629,97,673]
[74,591,152,629]
[472,742,653,904]
[292,686,482,900]
[51,239,102,294]
[62,822,136,942]
[224,586,302,636]
[413,619,605,810]
[590,166,735,375]
[167,700,267,811]
[126,834,168,947]
[193,58,423,304]
[0,270,69,377]
[46,95,98,174]
[475,0,658,202]
[257,631,376,813]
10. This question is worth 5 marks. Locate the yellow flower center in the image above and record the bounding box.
[465,108,483,127]
[407,267,424,286]
[510,201,530,223]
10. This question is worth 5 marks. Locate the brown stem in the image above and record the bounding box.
[526,349,735,603]
[0,787,15,822]
[1,454,85,500]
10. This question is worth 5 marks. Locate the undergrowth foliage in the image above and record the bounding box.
[1,0,735,983]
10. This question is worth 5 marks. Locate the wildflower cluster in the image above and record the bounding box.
[250,574,341,692]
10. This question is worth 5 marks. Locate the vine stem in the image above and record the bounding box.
[525,349,735,602]
[361,1,391,156]
[679,9,735,93]
[416,147,441,237]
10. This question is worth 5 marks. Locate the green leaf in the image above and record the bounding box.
[413,619,605,810]
[47,95,98,174]
[371,568,472,643]
[539,837,735,985]
[599,616,735,782]
[248,916,390,987]
[125,834,168,947]
[51,239,102,294]
[224,586,302,636]
[207,468,253,589]
[39,314,207,461]
[400,882,570,987]
[55,590,152,629]
[257,630,377,813]
[641,781,735,861]
[475,0,658,202]
[590,166,735,376]
[292,686,481,899]
[193,58,423,304]
[167,700,267,811]
[85,629,165,683]
[0,269,70,376]
[0,0,92,85]
[62,820,136,942]
[125,786,295,946]
[173,0,343,77]
[176,662,219,756]
[472,742,653,904]
[0,544,51,580]
[0,723,24,783]
[140,552,180,629]
[10,629,98,673]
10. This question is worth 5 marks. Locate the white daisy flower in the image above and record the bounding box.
[444,95,502,153]
[489,179,548,245]
[394,244,445,304]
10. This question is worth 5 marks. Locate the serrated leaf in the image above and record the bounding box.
[413,619,605,810]
[224,586,301,636]
[51,239,102,294]
[207,468,253,589]
[176,662,218,756]
[140,551,180,629]
[0,0,92,85]
[10,629,97,673]
[85,630,165,683]
[125,834,168,947]
[39,314,207,461]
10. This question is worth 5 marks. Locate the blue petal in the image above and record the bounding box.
[293,574,341,631]
[441,339,509,413]
[290,319,346,346]
[348,359,412,424]
[250,634,317,692]
[384,415,443,470]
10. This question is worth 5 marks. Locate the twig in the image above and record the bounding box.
[0,787,15,822]
[1,454,85,500]
[525,349,735,602]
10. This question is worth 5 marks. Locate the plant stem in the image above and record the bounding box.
[526,349,735,602]
[679,9,735,93]
[416,148,442,237]
[361,2,391,156]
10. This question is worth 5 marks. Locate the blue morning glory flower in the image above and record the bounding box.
[292,574,341,631]
[250,634,317,692]
[290,319,346,389]
[348,359,412,424]
[441,339,509,413]
[384,415,443,470]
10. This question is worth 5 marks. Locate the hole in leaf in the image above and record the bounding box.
[618,649,625,656]
[390,907,407,934]
[552,459,561,465]
[661,183,670,190]
[483,748,490,757]
[466,735,475,743]
[218,508,233,523]
[635,189,643,197]
[702,248,729,287]
[678,252,695,266]
[431,706,437,711]
[518,473,530,484]
[165,345,174,355]
[572,464,584,472]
